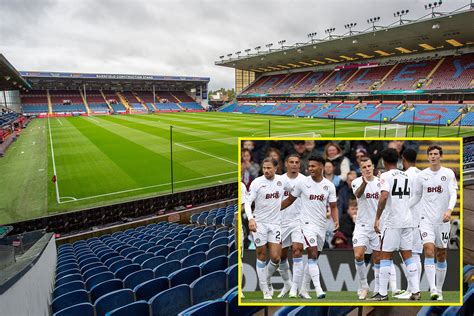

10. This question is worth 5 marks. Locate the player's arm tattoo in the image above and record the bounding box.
[354,181,367,198]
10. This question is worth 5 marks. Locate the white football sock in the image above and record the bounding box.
[256,259,269,292]
[379,260,392,296]
[425,258,436,292]
[279,259,292,284]
[436,260,447,293]
[307,259,321,289]
[355,259,369,289]
[292,257,304,290]
[405,257,420,293]
[373,263,380,293]
[389,263,398,292]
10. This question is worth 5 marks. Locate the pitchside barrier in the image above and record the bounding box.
[241,249,460,292]
[8,182,238,237]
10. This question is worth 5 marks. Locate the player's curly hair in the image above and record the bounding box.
[427,144,443,156]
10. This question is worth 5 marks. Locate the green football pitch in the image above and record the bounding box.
[241,291,461,304]
[0,112,471,224]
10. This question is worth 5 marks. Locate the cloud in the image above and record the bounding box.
[0,0,468,90]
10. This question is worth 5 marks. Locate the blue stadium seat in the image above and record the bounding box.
[181,252,207,268]
[225,264,238,289]
[166,249,189,262]
[416,306,447,316]
[150,284,192,316]
[287,306,329,316]
[125,250,145,260]
[206,245,228,259]
[52,303,95,316]
[83,266,108,282]
[133,253,154,265]
[169,266,201,287]
[228,250,238,266]
[274,306,300,316]
[105,300,150,316]
[172,234,188,242]
[86,271,115,290]
[138,242,156,251]
[177,241,195,251]
[190,271,227,304]
[90,279,123,303]
[56,273,83,287]
[195,236,212,245]
[100,252,120,263]
[53,280,85,299]
[57,263,79,274]
[142,256,166,270]
[154,247,174,257]
[52,289,90,314]
[223,288,265,316]
[213,231,228,240]
[189,243,209,254]
[94,288,135,316]
[55,268,81,281]
[178,299,226,316]
[109,259,133,273]
[200,256,228,275]
[123,269,154,289]
[104,256,125,268]
[156,238,173,246]
[153,260,182,278]
[134,277,169,301]
[115,263,141,280]
[120,247,137,258]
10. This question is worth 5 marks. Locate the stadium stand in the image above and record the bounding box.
[49,90,87,114]
[133,91,156,112]
[393,104,462,125]
[20,90,49,114]
[348,102,401,122]
[83,90,110,114]
[378,59,440,91]
[317,69,358,93]
[428,53,474,90]
[122,91,147,113]
[268,72,311,95]
[460,111,474,126]
[103,91,127,113]
[343,65,394,92]
[51,205,240,316]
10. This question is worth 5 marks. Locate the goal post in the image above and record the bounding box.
[271,132,322,138]
[364,124,407,138]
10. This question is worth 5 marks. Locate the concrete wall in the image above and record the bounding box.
[0,235,56,316]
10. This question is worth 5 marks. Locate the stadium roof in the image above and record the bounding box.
[0,54,31,91]
[216,6,474,73]
[20,71,210,91]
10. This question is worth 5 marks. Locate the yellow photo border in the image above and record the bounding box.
[236,136,463,307]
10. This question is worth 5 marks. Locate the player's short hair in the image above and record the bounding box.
[381,148,399,164]
[360,157,372,164]
[427,144,443,156]
[285,153,300,162]
[402,148,417,163]
[308,155,325,165]
[262,157,278,167]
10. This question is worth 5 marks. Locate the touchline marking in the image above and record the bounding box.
[174,142,237,165]
[48,117,61,204]
[60,171,237,204]
[55,118,63,126]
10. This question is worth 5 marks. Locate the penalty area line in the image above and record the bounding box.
[174,142,237,166]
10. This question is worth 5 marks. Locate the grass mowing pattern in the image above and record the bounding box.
[0,112,472,224]
[241,291,460,304]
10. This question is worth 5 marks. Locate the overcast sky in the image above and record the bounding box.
[0,0,468,90]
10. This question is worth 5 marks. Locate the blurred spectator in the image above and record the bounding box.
[350,140,384,167]
[378,141,404,170]
[241,148,260,179]
[324,160,342,190]
[331,231,351,249]
[241,160,253,189]
[337,170,357,217]
[290,140,308,174]
[351,148,369,176]
[323,142,351,181]
[265,147,284,174]
[339,199,357,244]
[325,209,336,249]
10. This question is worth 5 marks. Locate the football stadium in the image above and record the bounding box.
[0,0,473,315]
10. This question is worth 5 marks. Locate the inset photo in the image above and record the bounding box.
[238,138,462,306]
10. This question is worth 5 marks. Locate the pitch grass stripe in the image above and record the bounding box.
[51,117,138,200]
[175,143,237,166]
[60,171,237,203]
[48,117,61,204]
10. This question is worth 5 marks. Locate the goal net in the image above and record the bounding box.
[271,132,322,138]
[364,124,407,138]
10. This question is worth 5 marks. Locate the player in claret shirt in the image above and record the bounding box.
[351,157,381,300]
[281,155,339,300]
[372,148,420,301]
[410,145,458,301]
[244,158,290,299]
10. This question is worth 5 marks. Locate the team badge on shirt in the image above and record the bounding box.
[277,181,282,186]
[310,238,315,243]
[323,185,328,191]
[441,176,447,181]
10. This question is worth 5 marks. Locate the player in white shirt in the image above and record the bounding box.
[244,157,290,299]
[281,155,339,300]
[239,181,247,299]
[351,157,381,300]
[372,148,420,301]
[394,148,422,300]
[409,145,458,301]
[277,154,306,298]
